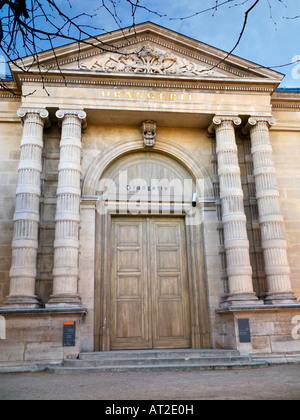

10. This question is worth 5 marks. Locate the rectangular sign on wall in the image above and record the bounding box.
[63,321,76,347]
[238,319,251,343]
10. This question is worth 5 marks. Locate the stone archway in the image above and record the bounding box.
[82,137,214,197]
[80,137,213,352]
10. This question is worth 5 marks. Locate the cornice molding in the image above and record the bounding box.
[0,80,21,99]
[273,103,300,109]
[18,74,277,94]
[0,93,20,99]
[271,90,300,110]
[272,101,300,110]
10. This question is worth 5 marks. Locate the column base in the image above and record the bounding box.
[223,292,263,308]
[3,294,41,309]
[46,294,83,309]
[264,292,298,305]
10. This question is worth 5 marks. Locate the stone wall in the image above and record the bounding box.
[37,125,59,304]
[0,309,86,363]
[0,117,21,305]
[271,109,300,299]
[218,307,300,356]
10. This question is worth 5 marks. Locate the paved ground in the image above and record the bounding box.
[0,365,299,400]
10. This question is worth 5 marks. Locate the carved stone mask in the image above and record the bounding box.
[141,120,157,147]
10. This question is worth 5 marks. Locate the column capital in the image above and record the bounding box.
[56,108,87,130]
[17,107,50,127]
[242,116,276,135]
[207,115,242,136]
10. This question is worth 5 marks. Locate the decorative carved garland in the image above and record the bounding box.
[40,35,251,79]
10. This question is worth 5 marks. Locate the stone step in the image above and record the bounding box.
[79,349,240,360]
[65,357,250,368]
[64,355,250,368]
[48,361,268,375]
[47,349,270,374]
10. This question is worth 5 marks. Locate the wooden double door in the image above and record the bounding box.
[110,217,191,350]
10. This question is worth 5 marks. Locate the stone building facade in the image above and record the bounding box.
[0,23,300,364]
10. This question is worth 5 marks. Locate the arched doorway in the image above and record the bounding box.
[90,148,211,351]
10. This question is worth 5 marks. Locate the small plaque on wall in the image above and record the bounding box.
[238,319,251,343]
[63,321,76,347]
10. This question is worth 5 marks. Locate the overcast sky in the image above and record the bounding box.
[4,0,300,87]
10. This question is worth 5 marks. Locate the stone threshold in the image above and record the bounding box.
[0,307,88,317]
[217,303,300,314]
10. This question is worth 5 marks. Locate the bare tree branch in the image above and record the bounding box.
[169,0,251,20]
[219,0,260,65]
[0,0,299,97]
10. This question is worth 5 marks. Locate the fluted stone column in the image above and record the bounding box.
[5,108,49,308]
[47,109,87,308]
[246,117,296,304]
[208,116,260,306]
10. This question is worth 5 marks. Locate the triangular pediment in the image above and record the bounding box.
[56,41,229,78]
[11,22,283,82]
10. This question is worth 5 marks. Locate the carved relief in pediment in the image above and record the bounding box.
[79,44,226,77]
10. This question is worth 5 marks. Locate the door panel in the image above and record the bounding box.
[151,220,191,349]
[111,219,151,350]
[157,301,184,337]
[110,217,191,350]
